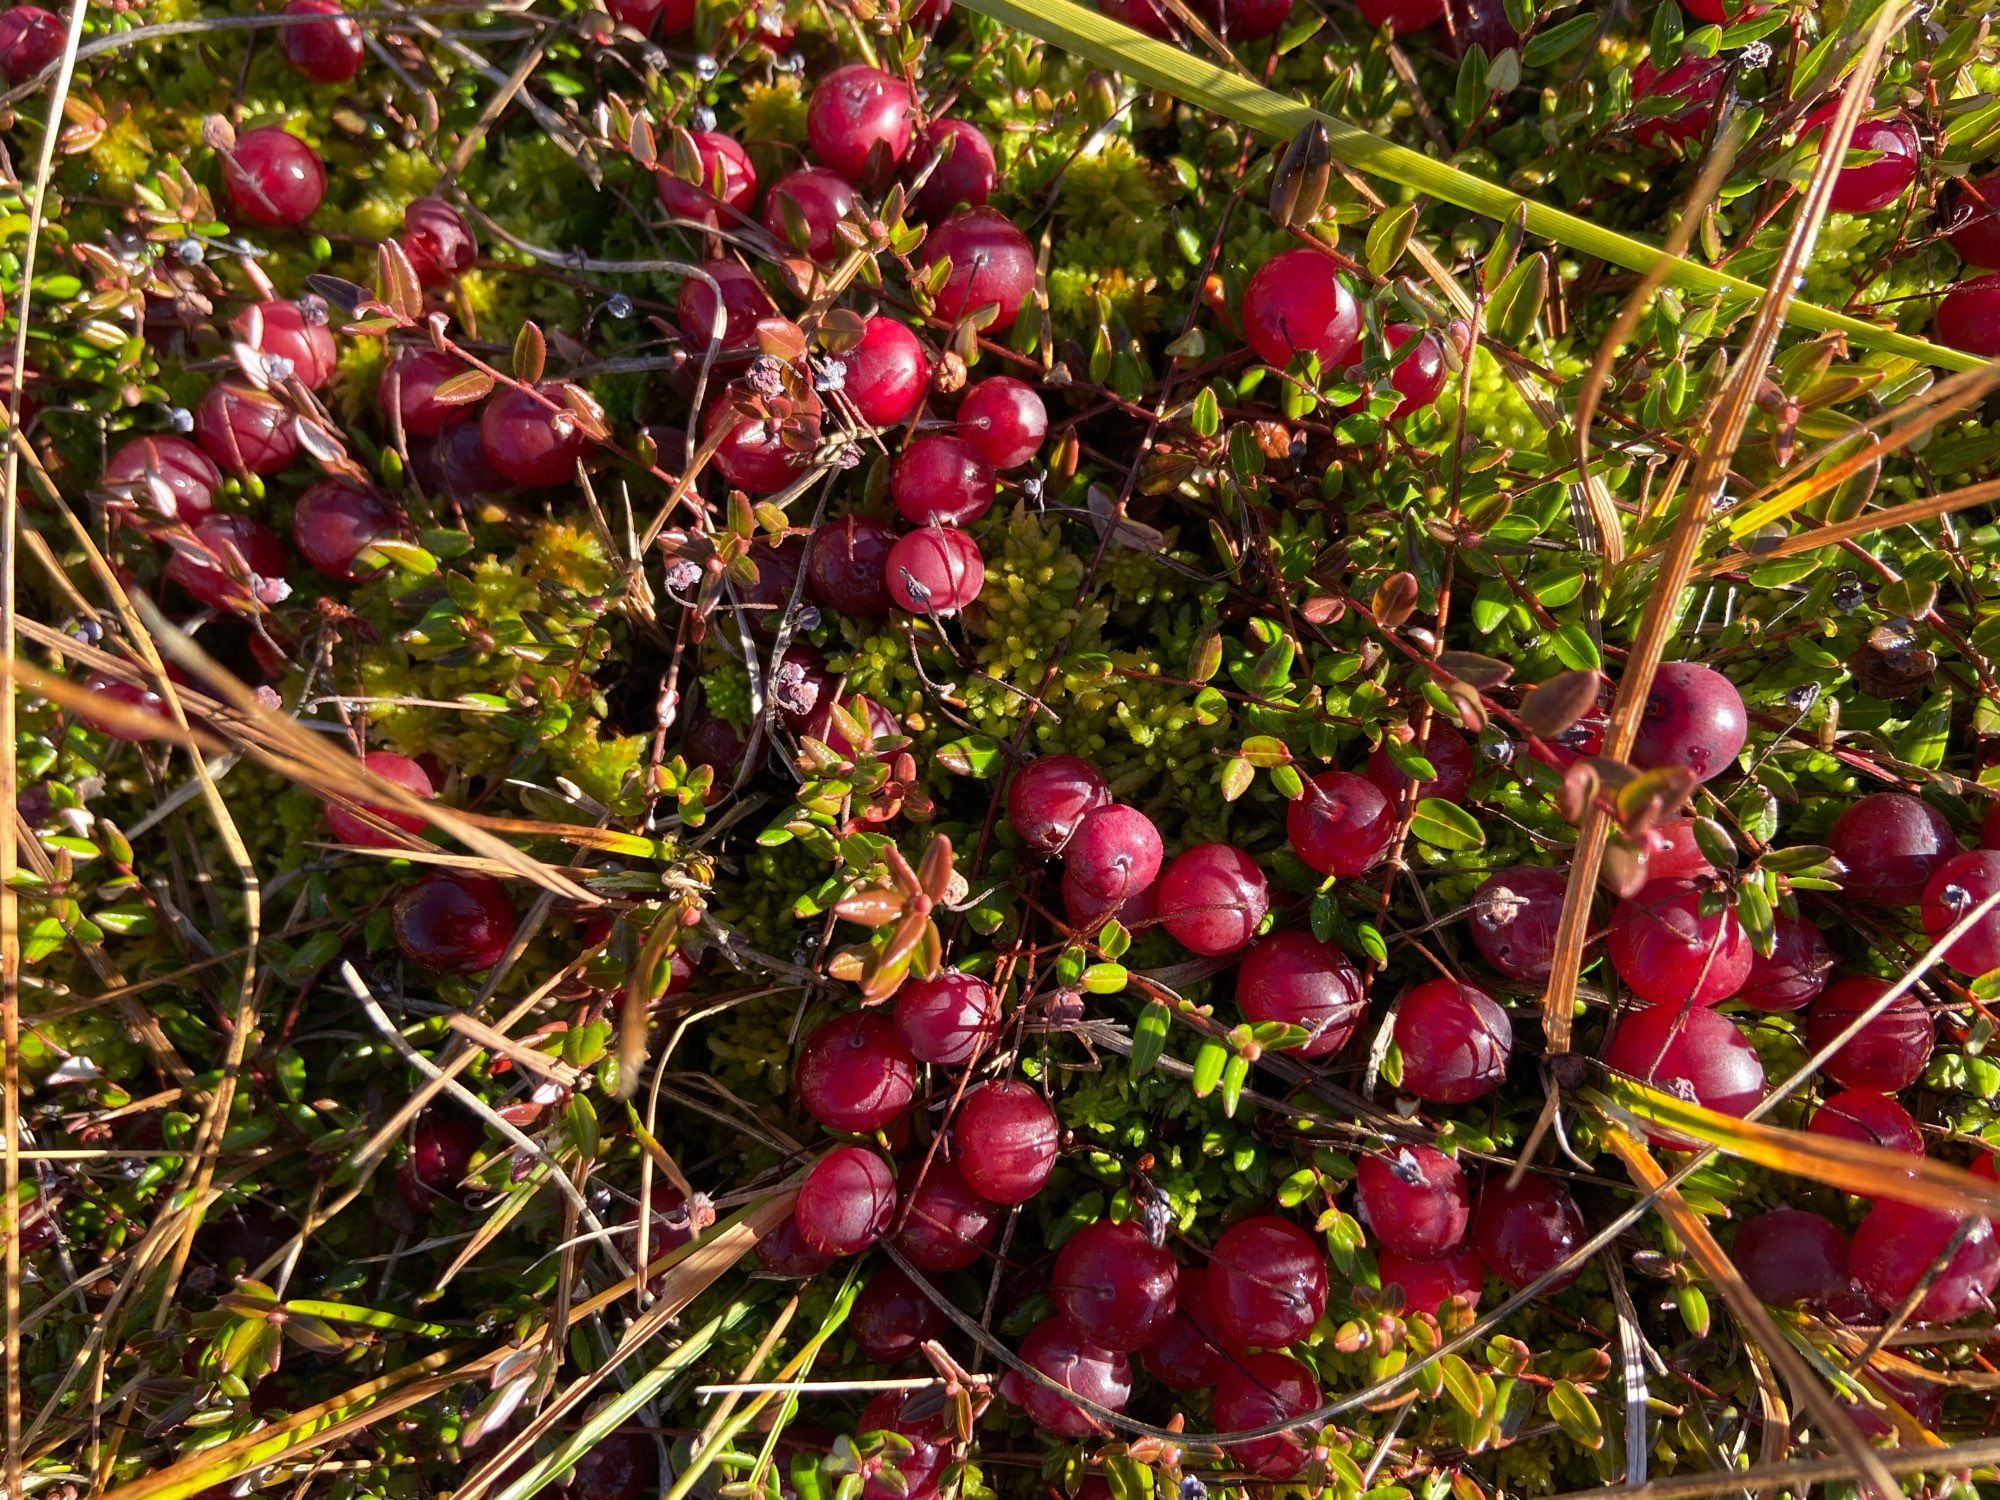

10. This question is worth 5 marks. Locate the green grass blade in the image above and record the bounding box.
[957,0,1981,371]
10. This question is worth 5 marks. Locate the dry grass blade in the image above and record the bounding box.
[1701,472,2000,576]
[1537,1433,2000,1500]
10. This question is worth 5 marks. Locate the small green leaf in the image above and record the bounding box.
[1547,1380,1603,1450]
[1081,962,1127,995]
[1191,1037,1228,1097]
[1132,1001,1171,1075]
[1550,622,1602,672]
[1364,202,1417,276]
[1411,797,1485,851]
[1484,253,1549,346]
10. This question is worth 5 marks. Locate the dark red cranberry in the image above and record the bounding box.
[1097,0,1173,36]
[705,398,817,496]
[1984,801,2000,850]
[1013,1317,1132,1438]
[685,713,748,773]
[379,347,471,438]
[857,1388,952,1500]
[103,434,222,520]
[1808,1090,1924,1157]
[736,534,809,635]
[884,526,984,614]
[1851,1201,2000,1323]
[1802,103,1921,215]
[893,970,1000,1064]
[1007,755,1109,854]
[892,434,994,526]
[479,384,592,488]
[1829,792,1957,906]
[399,198,476,286]
[850,1265,946,1360]
[399,1109,483,1209]
[1732,1209,1852,1306]
[292,479,404,581]
[762,167,858,263]
[1364,721,1473,804]
[232,298,337,390]
[278,0,363,82]
[324,750,431,845]
[0,6,62,82]
[392,871,516,972]
[1921,849,2000,976]
[194,382,298,474]
[165,515,289,611]
[1201,0,1292,39]
[82,678,168,742]
[221,127,326,228]
[655,131,758,223]
[1208,1215,1327,1347]
[1236,929,1365,1057]
[1380,1245,1484,1316]
[757,1213,835,1277]
[1064,803,1164,910]
[794,1010,916,1133]
[953,1079,1056,1203]
[806,64,914,183]
[1631,56,1725,152]
[1377,323,1449,417]
[1241,248,1360,373]
[1471,1175,1586,1293]
[1938,274,2000,358]
[1139,1266,1227,1390]
[1356,1145,1470,1262]
[920,208,1036,332]
[831,316,927,428]
[1062,868,1158,931]
[1287,770,1395,877]
[1629,661,1746,784]
[957,376,1046,470]
[1212,1353,1321,1479]
[1394,978,1512,1103]
[1154,843,1268,956]
[808,514,897,616]
[1807,979,1935,1092]
[1599,1006,1765,1142]
[1737,914,1835,1012]
[771,641,833,728]
[796,1147,897,1256]
[908,118,997,220]
[1640,819,1721,883]
[1357,0,1441,29]
[1468,866,1567,983]
[1605,879,1752,1008]
[412,419,511,499]
[1948,171,2000,268]
[1680,0,1764,18]
[605,0,695,33]
[1052,1219,1178,1351]
[677,258,775,352]
[895,1157,999,1271]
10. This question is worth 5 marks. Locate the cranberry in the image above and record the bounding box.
[480,384,592,488]
[194,382,297,474]
[1355,1145,1470,1262]
[831,316,927,428]
[1006,754,1109,853]
[1851,1200,2000,1323]
[1236,929,1365,1058]
[685,714,748,773]
[1097,0,1173,36]
[738,535,808,636]
[1468,866,1566,983]
[1599,1006,1765,1143]
[1732,1209,1852,1306]
[1364,721,1473,804]
[1376,323,1449,417]
[82,678,168,742]
[656,132,758,223]
[1062,868,1158,931]
[1013,1317,1131,1438]
[857,1389,951,1500]
[762,167,858,263]
[165,515,289,612]
[892,435,995,526]
[1605,879,1752,1008]
[1241,248,1360,373]
[1948,171,2000,268]
[1680,0,1763,18]
[794,1010,917,1133]
[1640,819,1721,882]
[397,198,476,287]
[412,419,512,499]
[1202,0,1292,39]
[379,347,471,438]
[103,434,221,520]
[1212,1352,1321,1479]
[1808,1090,1924,1157]
[1937,274,2000,358]
[232,298,337,390]
[1139,1264,1227,1388]
[1380,1245,1484,1316]
[1630,661,1746,784]
[1394,978,1513,1103]
[1053,1219,1179,1351]
[1358,0,1441,28]
[1807,979,1935,1092]
[893,970,1000,1064]
[1921,849,2000,976]
[1155,843,1268,956]
[957,377,1046,471]
[678,258,775,352]
[850,1265,947,1361]
[757,1213,835,1278]
[605,0,695,33]
[1802,104,1921,215]
[953,1079,1057,1203]
[1829,792,1957,906]
[220,127,326,228]
[279,0,363,83]
[1737,914,1835,1012]
[0,6,61,82]
[391,871,516,973]
[400,1109,483,1208]
[706,399,817,496]
[908,118,997,220]
[292,479,403,581]
[1471,1175,1587,1293]
[1985,802,2000,849]
[796,1146,897,1256]
[324,750,431,846]
[808,514,897,616]
[1287,770,1396,877]
[884,526,984,614]
[1208,1214,1327,1347]
[1630,56,1725,151]
[1064,803,1164,910]
[807,65,914,184]
[920,208,1036,332]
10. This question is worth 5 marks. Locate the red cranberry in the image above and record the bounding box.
[0,6,62,81]
[391,871,516,972]
[831,316,927,428]
[685,714,748,773]
[1053,1219,1179,1351]
[398,197,477,287]
[292,479,403,581]
[1064,803,1164,909]
[1208,1215,1327,1347]
[656,132,758,223]
[757,1213,835,1277]
[808,514,897,616]
[1380,1245,1484,1316]
[165,515,289,611]
[1356,1145,1470,1262]
[1921,849,2000,976]
[1807,979,1935,1092]
[278,0,363,82]
[705,398,816,496]
[1236,929,1365,1058]
[1471,1175,1586,1292]
[1287,769,1396,877]
[1241,248,1360,373]
[736,535,808,635]
[81,678,168,742]
[1842,1371,1942,1441]
[1802,104,1921,215]
[1394,978,1513,1104]
[605,0,695,33]
[953,1079,1057,1203]
[802,695,899,760]
[796,1147,896,1256]
[232,298,337,390]
[412,419,511,499]
[850,1265,946,1361]
[324,750,431,847]
[1851,1200,2000,1323]
[921,208,1036,332]
[762,167,858,262]
[1378,323,1449,416]
[1984,801,2000,849]
[1097,0,1173,36]
[1631,57,1724,152]
[1732,1209,1852,1306]
[1630,661,1746,784]
[1639,819,1721,883]
[1599,1005,1765,1143]
[1140,1265,1227,1390]
[1357,0,1442,28]
[807,64,914,184]
[857,1389,951,1500]
[1737,914,1835,1012]
[893,970,1000,1064]
[794,1010,916,1133]
[1212,1353,1321,1479]
[221,127,326,228]
[1948,171,2000,268]
[908,118,997,220]
[379,347,471,438]
[1007,754,1109,853]
[957,376,1046,470]
[1202,0,1292,39]
[1938,274,2000,358]
[1013,1317,1132,1438]
[1829,792,1957,906]
[1364,721,1473,804]
[480,384,592,488]
[194,382,298,474]
[678,258,775,352]
[1605,879,1752,1008]
[400,1109,483,1208]
[1808,1089,1924,1157]
[103,434,221,520]
[884,526,984,614]
[1062,868,1158,931]
[1468,866,1567,983]
[892,434,994,526]
[1154,843,1268,956]
[1680,0,1763,18]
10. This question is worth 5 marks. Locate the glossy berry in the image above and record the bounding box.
[1013,1317,1132,1438]
[82,678,167,742]
[1357,0,1443,30]
[1737,914,1835,1012]
[1287,770,1395,877]
[232,298,337,390]
[1212,1353,1321,1479]
[1808,1090,1924,1157]
[292,479,403,581]
[1393,979,1512,1104]
[1985,802,2000,850]
[1605,879,1752,1009]
[795,1011,916,1133]
[1156,843,1268,956]
[795,1147,896,1256]
[1376,323,1449,416]
[893,971,1000,1064]
[400,1110,482,1208]
[857,1389,951,1500]
[807,65,914,183]
[412,419,511,499]
[850,1266,946,1361]
[327,753,432,846]
[221,128,326,228]
[1204,0,1293,39]
[1732,1209,1852,1306]
[684,714,747,774]
[604,0,695,33]
[1065,803,1164,909]
[1948,171,2000,268]
[921,208,1036,332]
[194,382,297,474]
[756,1213,835,1278]
[1355,1145,1470,1262]
[103,435,222,520]
[762,167,858,263]
[0,6,62,82]
[953,1079,1058,1203]
[655,131,758,223]
[884,526,985,614]
[379,347,471,438]
[1640,819,1722,883]
[808,514,897,616]
[1053,1219,1179,1351]
[895,1158,998,1271]
[279,0,363,83]
[957,376,1046,469]
[1008,755,1109,854]
[1236,929,1365,1058]
[1937,274,2000,359]
[678,259,774,352]
[1807,979,1935,1092]
[166,515,289,611]
[1630,57,1725,151]
[892,435,995,526]
[1829,792,1957,906]
[480,384,592,488]
[1851,1201,2000,1324]
[1468,866,1567,983]
[1629,661,1746,784]
[1141,1266,1228,1390]
[833,316,928,428]
[1471,1175,1586,1293]
[1364,721,1473,804]
[1803,104,1921,215]
[1600,1006,1765,1141]
[1921,849,2000,976]
[1680,0,1762,18]
[705,398,817,496]
[1208,1215,1328,1348]
[909,119,998,221]
[1241,248,1360,372]
[391,871,516,973]
[1380,1245,1484,1316]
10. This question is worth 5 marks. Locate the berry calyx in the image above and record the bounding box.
[278,0,363,84]
[1287,769,1395,876]
[957,376,1047,470]
[892,434,995,526]
[884,526,985,614]
[1155,842,1269,955]
[1393,978,1513,1104]
[1064,803,1165,909]
[1355,1144,1470,1262]
[921,208,1036,332]
[221,127,327,228]
[1236,929,1366,1058]
[795,1146,896,1255]
[807,65,915,184]
[1052,1218,1179,1351]
[794,1010,917,1133]
[1207,1214,1328,1347]
[391,871,517,973]
[1240,248,1360,372]
[952,1079,1058,1203]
